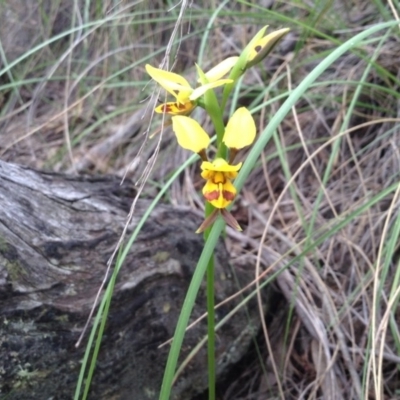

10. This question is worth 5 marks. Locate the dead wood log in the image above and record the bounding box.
[0,160,260,400]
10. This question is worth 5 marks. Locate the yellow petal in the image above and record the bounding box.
[201,158,242,173]
[189,79,233,100]
[146,64,192,99]
[171,116,210,153]
[202,57,239,82]
[223,107,256,149]
[246,28,290,68]
[154,101,196,115]
[201,169,213,180]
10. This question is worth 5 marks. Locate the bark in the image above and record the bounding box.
[0,160,260,400]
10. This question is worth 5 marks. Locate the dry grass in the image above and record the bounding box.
[1,1,400,399]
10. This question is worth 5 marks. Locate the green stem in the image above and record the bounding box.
[204,201,216,400]
[204,202,215,400]
[206,255,216,400]
[202,90,226,158]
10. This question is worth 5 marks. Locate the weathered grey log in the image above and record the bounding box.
[0,160,260,400]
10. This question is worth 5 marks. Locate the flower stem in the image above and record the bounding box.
[204,201,216,400]
[206,253,216,400]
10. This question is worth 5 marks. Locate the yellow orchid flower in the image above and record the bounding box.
[146,64,232,115]
[197,157,243,233]
[246,27,290,69]
[196,158,243,233]
[197,158,243,232]
[171,108,256,232]
[201,158,241,209]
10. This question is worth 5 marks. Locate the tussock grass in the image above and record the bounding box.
[1,1,400,399]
